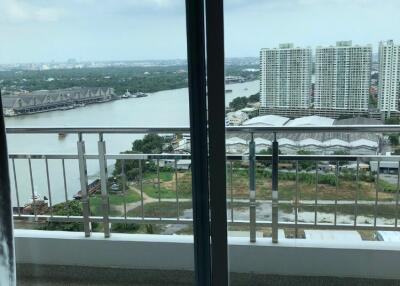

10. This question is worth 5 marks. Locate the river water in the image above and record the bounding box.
[5,80,259,206]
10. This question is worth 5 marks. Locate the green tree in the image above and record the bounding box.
[385,117,400,125]
[229,96,248,111]
[248,92,260,103]
[132,134,164,153]
[113,134,168,180]
[389,134,399,146]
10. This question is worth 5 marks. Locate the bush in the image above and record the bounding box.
[41,201,98,231]
[112,223,140,233]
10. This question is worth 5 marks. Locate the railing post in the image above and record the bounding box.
[249,133,256,243]
[98,133,110,238]
[272,132,279,243]
[77,133,91,237]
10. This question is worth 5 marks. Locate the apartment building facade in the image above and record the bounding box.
[378,40,400,115]
[260,43,312,109]
[314,41,371,111]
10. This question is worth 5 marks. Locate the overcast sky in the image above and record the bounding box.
[0,0,399,64]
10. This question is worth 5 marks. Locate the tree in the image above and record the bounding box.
[248,92,260,103]
[132,133,164,153]
[385,117,400,125]
[229,96,248,111]
[389,134,399,146]
[113,134,169,180]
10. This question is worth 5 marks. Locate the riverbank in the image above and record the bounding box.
[5,80,259,206]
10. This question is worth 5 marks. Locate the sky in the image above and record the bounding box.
[0,0,400,64]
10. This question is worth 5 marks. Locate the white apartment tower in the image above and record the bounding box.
[260,43,312,108]
[378,40,400,114]
[314,41,371,111]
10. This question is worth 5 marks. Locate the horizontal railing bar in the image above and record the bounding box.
[105,154,191,160]
[5,125,400,134]
[13,215,400,231]
[13,215,193,225]
[9,154,79,160]
[9,153,400,162]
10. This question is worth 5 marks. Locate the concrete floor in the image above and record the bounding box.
[17,264,400,286]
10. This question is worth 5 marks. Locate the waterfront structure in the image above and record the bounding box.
[314,41,372,111]
[378,40,400,116]
[2,87,114,116]
[260,43,312,109]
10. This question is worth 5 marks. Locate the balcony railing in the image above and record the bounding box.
[7,125,400,242]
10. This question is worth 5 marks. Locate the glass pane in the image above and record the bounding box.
[1,1,195,285]
[224,0,400,284]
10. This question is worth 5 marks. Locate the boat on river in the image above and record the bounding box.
[132,92,148,98]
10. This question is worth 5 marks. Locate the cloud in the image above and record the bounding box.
[0,0,63,23]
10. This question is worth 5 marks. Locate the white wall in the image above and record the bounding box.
[14,230,400,279]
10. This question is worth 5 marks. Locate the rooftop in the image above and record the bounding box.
[243,115,290,127]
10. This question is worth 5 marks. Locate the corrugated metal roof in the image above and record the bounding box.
[254,138,272,145]
[278,138,297,146]
[226,137,247,145]
[285,116,335,127]
[298,138,323,146]
[243,115,290,127]
[323,139,350,147]
[349,139,378,148]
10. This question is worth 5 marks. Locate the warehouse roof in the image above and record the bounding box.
[226,137,247,145]
[254,138,272,145]
[243,115,290,127]
[285,116,335,127]
[298,138,323,146]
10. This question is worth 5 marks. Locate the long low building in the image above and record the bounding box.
[2,87,115,116]
[226,115,381,155]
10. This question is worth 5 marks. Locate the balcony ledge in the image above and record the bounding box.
[14,229,400,282]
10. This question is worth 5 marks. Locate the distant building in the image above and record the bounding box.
[225,110,248,126]
[226,115,380,155]
[260,43,312,109]
[242,114,290,127]
[172,134,191,152]
[314,41,372,111]
[2,87,114,116]
[378,40,400,116]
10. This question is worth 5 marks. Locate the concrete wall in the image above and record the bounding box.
[15,230,400,280]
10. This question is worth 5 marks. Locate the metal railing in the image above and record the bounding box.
[6,125,400,242]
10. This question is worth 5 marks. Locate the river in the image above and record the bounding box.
[5,80,259,206]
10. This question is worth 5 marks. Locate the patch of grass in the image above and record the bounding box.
[229,167,396,202]
[127,201,193,218]
[378,179,398,193]
[139,171,192,199]
[90,189,141,216]
[298,204,398,219]
[143,171,173,182]
[142,184,177,199]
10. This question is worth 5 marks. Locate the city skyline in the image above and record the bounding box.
[1,0,400,64]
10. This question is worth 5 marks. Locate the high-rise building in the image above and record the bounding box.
[378,40,400,115]
[260,43,312,109]
[314,41,371,111]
